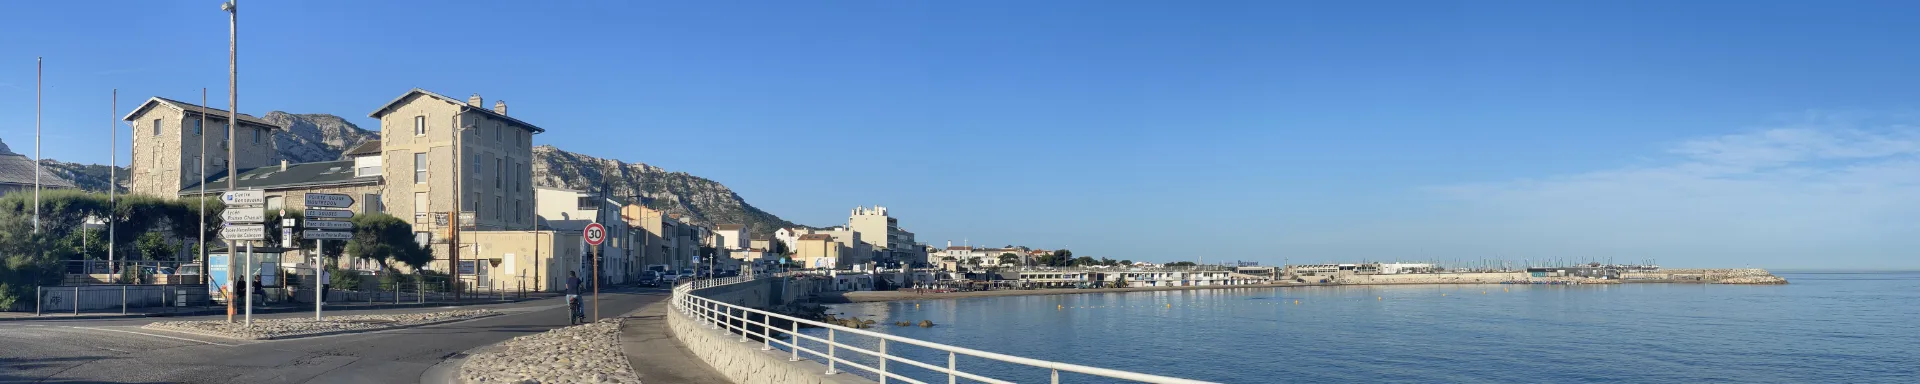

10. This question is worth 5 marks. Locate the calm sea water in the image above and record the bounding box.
[802,272,1919,383]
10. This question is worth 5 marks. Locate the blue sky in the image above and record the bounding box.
[3,0,1918,269]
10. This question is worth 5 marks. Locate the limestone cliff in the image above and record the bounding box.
[260,111,379,163]
[531,145,806,237]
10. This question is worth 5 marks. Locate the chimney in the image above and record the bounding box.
[494,100,507,115]
[468,93,483,107]
[279,159,288,171]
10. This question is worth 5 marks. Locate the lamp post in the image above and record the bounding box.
[222,0,243,325]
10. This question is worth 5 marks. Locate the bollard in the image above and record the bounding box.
[35,286,41,316]
[122,285,128,315]
[74,286,81,315]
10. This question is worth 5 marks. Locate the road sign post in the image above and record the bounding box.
[584,223,605,321]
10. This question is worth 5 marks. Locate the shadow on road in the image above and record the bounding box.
[0,356,171,384]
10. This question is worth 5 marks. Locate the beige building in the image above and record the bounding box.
[794,234,848,269]
[122,97,279,198]
[370,89,542,270]
[535,186,636,283]
[462,230,583,292]
[847,205,920,264]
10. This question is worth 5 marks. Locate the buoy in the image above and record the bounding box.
[1294,300,1299,305]
[1057,305,1063,310]
[1442,293,1447,296]
[915,303,920,309]
[1166,303,1171,308]
[1378,296,1382,301]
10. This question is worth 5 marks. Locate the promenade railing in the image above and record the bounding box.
[672,276,1217,384]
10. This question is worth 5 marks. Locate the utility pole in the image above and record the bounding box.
[223,0,240,325]
[199,88,208,292]
[34,57,41,234]
[109,89,116,274]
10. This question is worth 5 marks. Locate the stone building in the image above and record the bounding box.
[369,89,543,270]
[122,97,279,198]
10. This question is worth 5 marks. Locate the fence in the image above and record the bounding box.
[29,285,215,316]
[672,276,1216,384]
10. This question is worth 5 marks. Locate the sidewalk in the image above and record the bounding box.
[0,292,560,322]
[618,298,733,383]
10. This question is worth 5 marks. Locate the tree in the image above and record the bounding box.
[998,253,1018,266]
[1166,261,1197,267]
[344,213,433,271]
[940,256,957,262]
[1119,259,1132,266]
[1099,257,1116,266]
[1051,249,1074,267]
[1073,256,1096,266]
[134,232,179,261]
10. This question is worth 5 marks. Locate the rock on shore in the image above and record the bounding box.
[459,318,640,384]
[1664,268,1790,285]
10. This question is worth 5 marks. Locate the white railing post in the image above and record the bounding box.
[790,320,801,361]
[947,351,956,384]
[761,312,773,351]
[739,308,750,342]
[825,329,838,375]
[879,338,888,383]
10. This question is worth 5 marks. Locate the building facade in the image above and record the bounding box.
[370,90,543,270]
[122,97,278,198]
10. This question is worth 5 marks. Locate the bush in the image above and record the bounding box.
[379,271,408,291]
[329,267,362,291]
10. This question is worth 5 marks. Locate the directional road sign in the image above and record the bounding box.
[584,223,606,246]
[222,190,265,205]
[304,193,354,208]
[221,206,266,223]
[302,230,352,240]
[305,220,353,230]
[307,209,353,219]
[221,225,267,240]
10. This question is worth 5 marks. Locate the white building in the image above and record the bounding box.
[534,187,634,283]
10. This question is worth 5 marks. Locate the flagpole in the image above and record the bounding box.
[35,57,42,234]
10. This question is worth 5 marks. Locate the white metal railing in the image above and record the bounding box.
[672,278,1216,384]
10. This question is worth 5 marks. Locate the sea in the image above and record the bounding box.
[800,272,1919,383]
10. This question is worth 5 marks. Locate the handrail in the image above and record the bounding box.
[673,275,1217,384]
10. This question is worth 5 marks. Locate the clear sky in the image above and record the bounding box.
[4,1,1918,269]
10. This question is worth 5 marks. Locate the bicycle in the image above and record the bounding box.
[567,294,586,325]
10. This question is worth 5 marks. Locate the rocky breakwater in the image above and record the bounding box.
[1664,268,1790,285]
[142,309,496,340]
[459,318,640,384]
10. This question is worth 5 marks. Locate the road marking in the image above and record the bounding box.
[67,326,237,347]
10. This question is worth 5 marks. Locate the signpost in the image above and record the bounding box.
[220,206,265,223]
[304,220,352,230]
[304,193,353,208]
[220,225,267,240]
[584,223,605,321]
[301,230,352,240]
[218,190,262,326]
[301,202,355,321]
[307,209,353,219]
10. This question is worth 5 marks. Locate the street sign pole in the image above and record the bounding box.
[582,222,606,322]
[244,242,252,326]
[592,244,599,322]
[315,239,323,320]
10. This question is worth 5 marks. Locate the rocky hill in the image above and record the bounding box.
[38,159,126,192]
[262,112,379,163]
[531,145,805,236]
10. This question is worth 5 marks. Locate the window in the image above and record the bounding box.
[364,193,383,214]
[516,131,524,148]
[495,158,503,188]
[413,153,427,183]
[413,192,429,220]
[191,156,200,175]
[495,125,502,142]
[472,153,481,181]
[414,116,426,136]
[577,196,596,210]
[252,128,260,144]
[193,119,202,135]
[266,196,284,210]
[414,231,431,246]
[472,191,480,212]
[152,119,161,136]
[356,164,381,177]
[513,200,521,224]
[495,196,502,219]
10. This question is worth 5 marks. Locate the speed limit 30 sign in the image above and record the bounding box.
[583,223,606,246]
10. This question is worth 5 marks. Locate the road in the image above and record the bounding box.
[0,288,670,384]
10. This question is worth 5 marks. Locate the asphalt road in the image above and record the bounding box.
[0,288,671,384]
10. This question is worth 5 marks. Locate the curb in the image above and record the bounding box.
[0,295,556,322]
[140,312,503,341]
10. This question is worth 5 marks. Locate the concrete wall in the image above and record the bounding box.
[667,304,872,384]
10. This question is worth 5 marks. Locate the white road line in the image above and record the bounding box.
[66,326,237,347]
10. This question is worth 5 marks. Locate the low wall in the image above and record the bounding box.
[36,285,206,312]
[666,305,871,384]
[1340,272,1529,284]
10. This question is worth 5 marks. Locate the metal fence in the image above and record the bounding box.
[672,276,1216,384]
[30,285,216,316]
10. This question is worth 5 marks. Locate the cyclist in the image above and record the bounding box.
[566,271,584,323]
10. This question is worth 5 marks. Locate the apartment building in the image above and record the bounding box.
[371,90,542,269]
[535,187,635,283]
[122,97,278,198]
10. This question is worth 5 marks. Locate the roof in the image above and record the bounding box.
[0,154,78,188]
[123,97,281,130]
[716,224,744,230]
[798,234,834,241]
[179,160,379,195]
[947,246,974,251]
[341,141,381,158]
[368,88,547,133]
